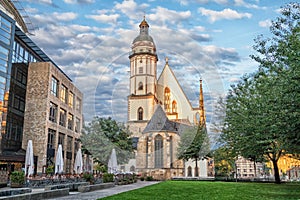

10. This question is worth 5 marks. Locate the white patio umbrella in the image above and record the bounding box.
[55,144,64,174]
[108,148,118,174]
[25,140,34,177]
[74,148,83,174]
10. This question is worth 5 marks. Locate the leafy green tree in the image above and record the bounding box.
[223,72,283,183]
[81,117,134,165]
[212,146,235,178]
[222,2,300,184]
[177,124,210,176]
[251,2,300,154]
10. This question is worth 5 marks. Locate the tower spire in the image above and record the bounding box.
[199,78,206,126]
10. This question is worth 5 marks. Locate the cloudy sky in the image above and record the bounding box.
[20,0,290,132]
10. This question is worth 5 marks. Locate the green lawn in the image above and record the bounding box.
[100,181,300,200]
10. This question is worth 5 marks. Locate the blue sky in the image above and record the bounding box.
[20,0,291,132]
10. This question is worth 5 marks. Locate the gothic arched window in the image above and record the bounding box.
[138,107,143,120]
[138,82,143,90]
[155,134,163,168]
[164,87,170,113]
[172,100,177,113]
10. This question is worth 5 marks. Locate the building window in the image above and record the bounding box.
[130,166,135,172]
[58,132,65,147]
[67,136,72,151]
[60,84,67,104]
[75,117,80,133]
[47,129,56,149]
[51,76,59,97]
[68,91,74,108]
[16,68,27,85]
[138,82,143,90]
[138,107,143,120]
[74,139,79,153]
[172,100,177,113]
[139,67,143,74]
[155,134,163,168]
[59,108,66,127]
[67,113,74,130]
[164,87,170,112]
[13,95,25,112]
[49,102,58,122]
[66,158,72,174]
[75,97,81,112]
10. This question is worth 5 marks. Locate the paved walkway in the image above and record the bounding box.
[47,181,160,200]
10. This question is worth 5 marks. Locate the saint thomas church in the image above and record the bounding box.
[126,18,214,180]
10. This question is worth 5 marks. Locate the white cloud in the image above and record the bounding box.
[177,0,189,6]
[198,7,252,23]
[148,6,191,26]
[114,0,149,20]
[52,12,78,21]
[115,0,138,13]
[69,24,91,32]
[25,0,53,4]
[234,0,266,10]
[195,0,228,4]
[85,11,120,24]
[64,0,95,4]
[259,19,272,28]
[31,12,78,26]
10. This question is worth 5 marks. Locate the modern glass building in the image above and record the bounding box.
[0,0,83,178]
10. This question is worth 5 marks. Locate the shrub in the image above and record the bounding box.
[83,172,94,183]
[146,176,153,181]
[140,176,145,181]
[103,173,114,183]
[10,171,24,187]
[46,165,54,175]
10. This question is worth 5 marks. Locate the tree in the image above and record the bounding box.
[81,117,134,166]
[212,146,235,178]
[177,123,210,176]
[251,2,300,151]
[221,2,300,184]
[223,72,284,183]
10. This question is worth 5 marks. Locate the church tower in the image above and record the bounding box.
[128,18,158,134]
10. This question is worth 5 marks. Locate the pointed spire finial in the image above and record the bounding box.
[165,57,169,64]
[199,78,205,126]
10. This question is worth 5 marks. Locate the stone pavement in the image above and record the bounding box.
[47,181,160,200]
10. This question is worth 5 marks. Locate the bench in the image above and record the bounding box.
[0,188,32,197]
[0,188,69,200]
[44,182,89,191]
[78,182,114,193]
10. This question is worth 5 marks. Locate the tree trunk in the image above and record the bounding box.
[254,161,256,178]
[272,159,281,184]
[195,158,198,177]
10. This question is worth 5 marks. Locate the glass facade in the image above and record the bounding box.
[0,9,46,153]
[0,11,14,152]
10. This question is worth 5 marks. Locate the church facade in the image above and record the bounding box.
[127,18,210,180]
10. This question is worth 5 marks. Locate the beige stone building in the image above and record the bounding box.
[22,62,83,174]
[235,156,263,179]
[127,18,208,180]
